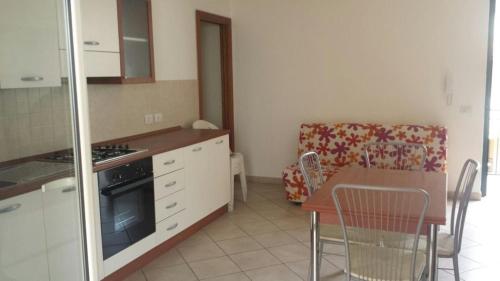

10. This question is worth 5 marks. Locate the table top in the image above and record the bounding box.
[302,167,448,225]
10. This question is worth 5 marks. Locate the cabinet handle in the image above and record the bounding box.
[0,203,21,214]
[163,160,175,165]
[166,223,179,231]
[21,76,44,82]
[84,41,100,46]
[165,202,178,209]
[192,147,202,152]
[216,140,224,144]
[62,186,76,193]
[164,181,176,188]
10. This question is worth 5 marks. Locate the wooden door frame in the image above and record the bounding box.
[196,10,235,150]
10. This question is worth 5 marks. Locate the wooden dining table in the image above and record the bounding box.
[302,167,447,281]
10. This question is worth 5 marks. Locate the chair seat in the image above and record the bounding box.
[350,244,426,281]
[437,232,455,257]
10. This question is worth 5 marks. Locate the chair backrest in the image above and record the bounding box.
[332,184,430,281]
[192,120,219,129]
[364,142,428,171]
[298,151,325,195]
[450,159,479,253]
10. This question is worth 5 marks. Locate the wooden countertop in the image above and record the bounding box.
[0,127,229,200]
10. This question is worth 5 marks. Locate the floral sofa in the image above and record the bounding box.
[282,123,447,203]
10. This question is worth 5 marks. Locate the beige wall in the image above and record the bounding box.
[231,0,490,193]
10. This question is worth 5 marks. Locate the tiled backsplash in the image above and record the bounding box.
[0,80,198,162]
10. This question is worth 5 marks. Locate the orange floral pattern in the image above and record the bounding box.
[282,123,448,202]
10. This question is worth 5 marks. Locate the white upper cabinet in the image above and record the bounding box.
[0,0,61,89]
[81,0,120,52]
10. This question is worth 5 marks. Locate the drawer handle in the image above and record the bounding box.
[166,223,179,231]
[164,160,175,165]
[84,41,100,46]
[216,140,224,144]
[164,181,177,188]
[0,203,21,214]
[165,202,178,209]
[62,186,76,193]
[192,147,202,152]
[21,76,44,82]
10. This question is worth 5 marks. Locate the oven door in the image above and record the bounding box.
[99,176,155,260]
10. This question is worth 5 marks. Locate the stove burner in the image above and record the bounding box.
[42,144,145,164]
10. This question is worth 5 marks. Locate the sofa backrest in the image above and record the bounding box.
[297,123,447,172]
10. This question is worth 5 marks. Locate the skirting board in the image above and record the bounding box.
[243,176,282,185]
[102,205,227,281]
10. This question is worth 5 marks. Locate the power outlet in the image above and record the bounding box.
[154,113,163,123]
[144,114,154,124]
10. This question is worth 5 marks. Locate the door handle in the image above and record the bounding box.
[216,140,224,144]
[84,41,100,46]
[165,202,178,209]
[166,223,179,231]
[0,203,21,214]
[192,147,202,152]
[164,181,176,188]
[21,76,44,82]
[163,160,175,165]
[62,186,76,193]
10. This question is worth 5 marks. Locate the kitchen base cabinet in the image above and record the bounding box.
[0,190,50,281]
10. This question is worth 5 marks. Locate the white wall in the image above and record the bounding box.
[151,0,231,81]
[231,0,490,194]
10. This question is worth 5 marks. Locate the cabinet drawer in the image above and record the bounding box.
[156,210,185,244]
[153,149,184,177]
[154,169,185,201]
[155,190,185,223]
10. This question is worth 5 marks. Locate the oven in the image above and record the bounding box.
[97,158,155,260]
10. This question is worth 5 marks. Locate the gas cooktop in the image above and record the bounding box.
[42,144,146,165]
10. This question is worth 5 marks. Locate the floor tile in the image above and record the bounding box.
[177,241,225,262]
[143,248,185,270]
[439,256,482,273]
[122,270,147,281]
[267,243,309,263]
[143,264,197,281]
[252,231,297,248]
[177,230,213,248]
[323,254,346,270]
[205,222,248,241]
[286,228,310,242]
[285,258,342,280]
[229,249,281,271]
[201,272,251,281]
[217,236,263,255]
[189,256,241,280]
[237,220,280,235]
[244,264,303,281]
[271,217,308,231]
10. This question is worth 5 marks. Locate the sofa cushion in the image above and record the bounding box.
[284,123,447,203]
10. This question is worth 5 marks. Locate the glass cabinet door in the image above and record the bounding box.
[119,0,155,82]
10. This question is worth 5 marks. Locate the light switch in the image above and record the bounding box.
[154,113,163,123]
[144,114,154,124]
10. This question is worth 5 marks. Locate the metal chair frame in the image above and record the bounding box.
[364,142,428,171]
[440,159,479,281]
[332,184,430,281]
[299,151,344,278]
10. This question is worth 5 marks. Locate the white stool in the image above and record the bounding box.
[230,152,247,211]
[192,120,247,212]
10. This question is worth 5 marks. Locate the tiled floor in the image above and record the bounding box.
[125,176,500,281]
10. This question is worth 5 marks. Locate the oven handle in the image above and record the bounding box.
[100,176,153,196]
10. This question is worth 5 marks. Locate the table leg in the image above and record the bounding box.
[428,224,439,281]
[310,211,320,281]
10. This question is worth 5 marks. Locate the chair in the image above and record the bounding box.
[192,120,247,211]
[332,184,430,281]
[299,152,345,277]
[437,159,479,281]
[364,142,428,171]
